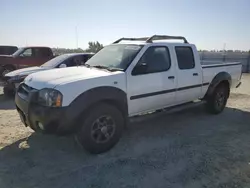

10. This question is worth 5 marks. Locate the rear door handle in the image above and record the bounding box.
[168,76,175,79]
[193,73,198,76]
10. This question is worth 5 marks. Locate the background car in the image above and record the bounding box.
[1,52,94,96]
[0,46,56,78]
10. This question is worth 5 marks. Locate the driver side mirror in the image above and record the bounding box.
[132,63,148,75]
[59,64,67,68]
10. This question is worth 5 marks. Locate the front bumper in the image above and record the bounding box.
[15,84,75,135]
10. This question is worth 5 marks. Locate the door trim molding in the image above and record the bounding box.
[202,62,241,69]
[130,82,209,100]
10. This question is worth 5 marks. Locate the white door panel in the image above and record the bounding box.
[176,70,202,103]
[128,72,176,115]
[126,45,177,116]
[174,46,203,103]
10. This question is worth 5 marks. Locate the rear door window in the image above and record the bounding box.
[175,47,195,69]
[33,48,52,58]
[83,54,93,63]
[20,48,33,57]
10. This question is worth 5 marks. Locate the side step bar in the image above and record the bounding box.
[130,101,205,123]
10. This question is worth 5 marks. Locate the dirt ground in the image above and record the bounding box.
[0,75,250,188]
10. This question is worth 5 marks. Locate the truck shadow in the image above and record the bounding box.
[1,106,250,188]
[0,94,15,110]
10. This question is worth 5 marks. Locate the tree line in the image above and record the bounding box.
[52,41,249,55]
[53,41,104,55]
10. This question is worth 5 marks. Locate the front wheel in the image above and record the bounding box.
[205,83,229,114]
[76,103,124,154]
[1,67,15,77]
[3,86,15,97]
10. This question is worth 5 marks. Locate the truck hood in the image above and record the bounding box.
[24,66,121,90]
[5,66,48,77]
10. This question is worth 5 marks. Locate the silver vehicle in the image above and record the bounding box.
[1,53,94,96]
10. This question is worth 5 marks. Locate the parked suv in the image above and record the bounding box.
[0,46,55,78]
[15,35,242,154]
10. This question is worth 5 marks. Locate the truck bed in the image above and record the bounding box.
[201,61,242,97]
[201,60,240,66]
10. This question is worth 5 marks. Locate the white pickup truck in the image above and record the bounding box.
[15,35,242,154]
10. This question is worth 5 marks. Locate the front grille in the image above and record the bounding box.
[17,83,36,99]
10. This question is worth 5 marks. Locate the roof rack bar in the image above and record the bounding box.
[146,35,188,43]
[113,37,149,44]
[113,35,188,44]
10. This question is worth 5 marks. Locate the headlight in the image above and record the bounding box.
[11,75,27,81]
[37,89,63,107]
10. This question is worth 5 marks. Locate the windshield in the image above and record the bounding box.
[41,54,70,68]
[86,44,143,71]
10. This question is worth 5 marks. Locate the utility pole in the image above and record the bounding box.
[75,26,78,49]
[223,43,226,62]
[223,43,226,52]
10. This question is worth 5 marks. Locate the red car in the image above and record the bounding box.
[0,46,55,78]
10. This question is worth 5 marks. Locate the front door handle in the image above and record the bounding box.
[193,73,198,76]
[168,76,175,79]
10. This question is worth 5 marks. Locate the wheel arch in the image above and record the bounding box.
[0,64,16,78]
[66,86,128,129]
[205,72,231,99]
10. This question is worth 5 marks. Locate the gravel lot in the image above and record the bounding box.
[1,74,250,188]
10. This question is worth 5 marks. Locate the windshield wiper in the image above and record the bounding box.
[85,64,123,72]
[92,65,108,69]
[106,67,123,71]
[93,65,123,72]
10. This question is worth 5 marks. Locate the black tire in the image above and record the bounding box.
[1,66,15,78]
[76,103,124,154]
[0,67,4,78]
[206,83,229,114]
[3,86,15,97]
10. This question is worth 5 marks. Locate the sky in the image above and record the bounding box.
[1,0,249,51]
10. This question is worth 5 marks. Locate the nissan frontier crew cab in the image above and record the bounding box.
[15,35,242,154]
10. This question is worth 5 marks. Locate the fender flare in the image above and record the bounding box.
[65,86,128,126]
[205,72,231,98]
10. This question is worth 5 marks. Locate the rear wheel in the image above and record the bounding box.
[206,83,229,114]
[76,103,124,154]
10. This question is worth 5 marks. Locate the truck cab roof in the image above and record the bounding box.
[111,34,195,48]
[20,46,52,49]
[112,41,195,47]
